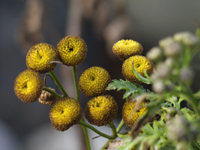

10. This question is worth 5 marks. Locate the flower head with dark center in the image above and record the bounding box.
[49,97,82,131]
[57,35,87,66]
[79,66,111,97]
[122,55,154,83]
[122,99,147,127]
[14,69,43,103]
[85,95,118,126]
[26,43,58,73]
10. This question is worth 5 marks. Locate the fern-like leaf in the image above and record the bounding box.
[106,79,150,99]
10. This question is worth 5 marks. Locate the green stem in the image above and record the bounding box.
[109,121,117,138]
[100,140,110,150]
[116,119,125,133]
[72,66,91,150]
[100,121,117,150]
[72,66,80,102]
[79,121,116,139]
[49,71,69,97]
[42,86,63,99]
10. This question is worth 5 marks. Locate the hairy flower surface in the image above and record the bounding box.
[57,35,87,66]
[26,43,58,73]
[14,69,43,103]
[85,95,118,126]
[49,97,82,131]
[112,39,143,61]
[122,100,147,127]
[79,66,111,97]
[122,55,154,83]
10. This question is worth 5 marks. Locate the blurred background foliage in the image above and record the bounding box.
[0,0,200,149]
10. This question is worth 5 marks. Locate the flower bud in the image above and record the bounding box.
[174,31,199,46]
[150,72,159,81]
[180,67,193,83]
[152,80,165,93]
[164,57,174,67]
[39,88,58,105]
[146,46,163,62]
[156,63,170,79]
[159,37,175,48]
[167,114,189,142]
[163,42,182,57]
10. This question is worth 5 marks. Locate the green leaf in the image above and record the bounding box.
[141,123,154,135]
[106,79,150,99]
[132,62,152,84]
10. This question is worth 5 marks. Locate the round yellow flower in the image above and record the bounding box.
[79,66,111,97]
[26,43,58,73]
[122,55,154,83]
[122,99,147,128]
[14,69,43,103]
[112,39,143,61]
[57,35,87,66]
[85,95,118,126]
[49,97,82,131]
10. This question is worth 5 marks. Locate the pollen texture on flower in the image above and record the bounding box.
[26,43,58,73]
[57,35,87,66]
[122,55,154,83]
[14,69,43,103]
[79,66,111,97]
[112,39,143,61]
[49,97,82,131]
[85,95,118,126]
[122,100,147,128]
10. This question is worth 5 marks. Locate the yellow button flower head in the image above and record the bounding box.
[49,97,82,131]
[57,35,87,66]
[112,39,143,61]
[26,43,58,73]
[122,99,147,128]
[85,95,118,126]
[122,55,154,83]
[79,66,111,97]
[14,69,43,103]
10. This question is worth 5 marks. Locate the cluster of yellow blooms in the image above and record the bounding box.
[14,35,153,131]
[112,39,154,127]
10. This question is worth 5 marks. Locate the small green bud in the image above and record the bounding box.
[146,46,163,62]
[163,42,182,57]
[159,37,175,48]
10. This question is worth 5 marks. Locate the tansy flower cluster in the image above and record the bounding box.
[14,35,155,150]
[14,35,88,131]
[112,39,154,83]
[112,39,153,127]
